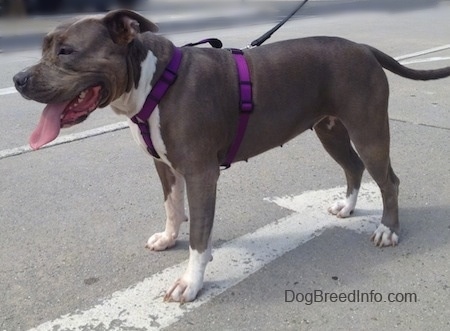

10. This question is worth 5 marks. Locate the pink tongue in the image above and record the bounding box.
[29,102,70,150]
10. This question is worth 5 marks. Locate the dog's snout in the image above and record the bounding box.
[13,71,31,92]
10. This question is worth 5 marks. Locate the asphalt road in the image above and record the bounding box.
[1,1,449,330]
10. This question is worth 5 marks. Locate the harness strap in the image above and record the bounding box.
[221,49,253,168]
[131,47,183,158]
[131,44,254,169]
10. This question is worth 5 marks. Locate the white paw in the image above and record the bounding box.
[328,200,354,218]
[164,275,203,303]
[371,224,399,247]
[328,189,358,218]
[164,247,210,303]
[145,232,177,251]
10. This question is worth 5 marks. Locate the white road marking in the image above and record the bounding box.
[0,121,129,160]
[0,86,17,96]
[29,182,381,331]
[399,56,450,65]
[394,44,450,61]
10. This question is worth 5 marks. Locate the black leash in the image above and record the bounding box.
[249,0,309,48]
[183,38,223,48]
[182,1,310,50]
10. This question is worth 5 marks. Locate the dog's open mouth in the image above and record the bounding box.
[29,86,102,150]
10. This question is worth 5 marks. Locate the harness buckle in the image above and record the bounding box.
[239,81,253,112]
[231,48,244,55]
[240,101,253,113]
[160,68,178,85]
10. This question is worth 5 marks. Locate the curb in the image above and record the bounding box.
[0,6,272,52]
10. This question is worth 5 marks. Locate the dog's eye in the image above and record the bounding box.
[58,46,74,56]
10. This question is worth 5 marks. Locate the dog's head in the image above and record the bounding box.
[13,10,158,149]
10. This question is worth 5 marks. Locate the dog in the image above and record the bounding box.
[13,9,450,302]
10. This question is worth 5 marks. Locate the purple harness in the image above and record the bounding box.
[130,46,253,169]
[130,48,183,158]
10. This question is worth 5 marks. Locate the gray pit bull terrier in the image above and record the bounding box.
[13,10,450,302]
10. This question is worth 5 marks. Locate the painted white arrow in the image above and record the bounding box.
[265,181,381,235]
[30,182,381,331]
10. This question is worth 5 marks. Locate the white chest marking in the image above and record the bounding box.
[110,51,173,168]
[127,109,173,168]
[110,51,157,116]
[149,106,172,167]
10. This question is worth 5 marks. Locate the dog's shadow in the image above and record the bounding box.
[198,204,449,295]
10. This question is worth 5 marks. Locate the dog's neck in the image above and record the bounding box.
[110,50,158,117]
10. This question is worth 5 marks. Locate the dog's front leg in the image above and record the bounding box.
[164,167,218,302]
[146,161,187,251]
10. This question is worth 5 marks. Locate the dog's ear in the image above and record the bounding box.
[103,9,159,44]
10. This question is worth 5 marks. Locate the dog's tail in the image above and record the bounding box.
[367,45,450,80]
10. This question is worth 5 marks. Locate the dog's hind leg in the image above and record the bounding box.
[146,160,188,251]
[165,165,219,302]
[345,115,400,247]
[315,117,365,218]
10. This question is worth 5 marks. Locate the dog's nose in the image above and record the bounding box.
[13,71,31,92]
